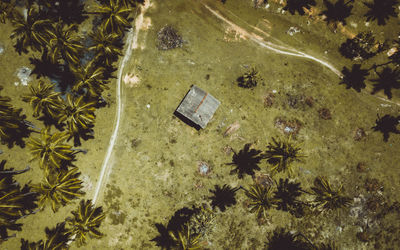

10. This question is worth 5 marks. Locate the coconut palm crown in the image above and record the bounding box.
[22,80,62,117]
[89,26,123,66]
[71,60,109,98]
[56,94,96,146]
[33,168,84,212]
[92,0,133,35]
[1,86,32,148]
[47,21,84,65]
[10,6,52,53]
[27,128,74,171]
[67,199,106,246]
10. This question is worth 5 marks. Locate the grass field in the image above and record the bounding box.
[1,0,399,249]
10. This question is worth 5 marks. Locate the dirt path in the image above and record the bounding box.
[92,0,152,204]
[203,3,400,107]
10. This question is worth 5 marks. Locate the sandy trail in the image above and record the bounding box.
[92,1,152,205]
[203,4,400,106]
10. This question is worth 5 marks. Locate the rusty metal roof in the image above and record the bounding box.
[175,85,220,129]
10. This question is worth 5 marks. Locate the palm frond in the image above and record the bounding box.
[67,199,105,246]
[33,168,84,212]
[27,128,74,171]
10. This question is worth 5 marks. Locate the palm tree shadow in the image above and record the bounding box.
[339,64,369,92]
[226,143,263,179]
[283,0,316,15]
[69,128,95,147]
[38,0,88,25]
[209,184,240,212]
[372,114,400,142]
[320,0,353,27]
[364,0,398,26]
[151,207,197,249]
[370,67,400,99]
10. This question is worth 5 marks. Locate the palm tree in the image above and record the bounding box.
[56,94,96,146]
[27,128,75,172]
[33,168,84,212]
[22,80,62,117]
[339,64,369,92]
[320,0,354,27]
[0,160,38,240]
[47,21,84,65]
[311,176,351,211]
[226,143,264,178]
[0,86,32,148]
[89,26,123,66]
[283,0,316,15]
[10,6,52,53]
[370,66,400,99]
[168,223,202,250]
[364,0,398,26]
[264,137,304,175]
[243,183,276,219]
[21,222,71,249]
[92,0,133,35]
[67,199,105,246]
[71,60,109,98]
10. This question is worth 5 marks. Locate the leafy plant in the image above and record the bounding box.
[237,67,262,89]
[209,184,239,212]
[71,60,108,98]
[339,64,369,92]
[20,222,71,250]
[226,143,263,178]
[311,176,351,211]
[264,137,304,174]
[56,94,96,146]
[10,6,52,53]
[320,0,353,27]
[33,168,84,212]
[364,0,398,26]
[89,26,123,66]
[27,128,74,171]
[283,0,316,15]
[92,0,133,35]
[22,80,62,117]
[47,21,84,65]
[0,86,32,148]
[273,178,305,216]
[372,114,400,142]
[67,199,105,246]
[243,183,276,219]
[0,160,38,240]
[370,66,400,99]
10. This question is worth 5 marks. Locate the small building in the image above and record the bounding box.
[175,85,220,129]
